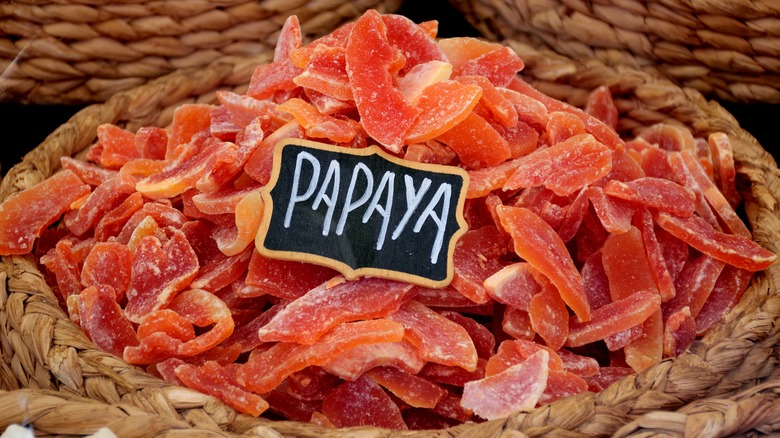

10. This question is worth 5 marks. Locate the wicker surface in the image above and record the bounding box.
[449,0,780,104]
[1,36,780,436]
[0,0,402,104]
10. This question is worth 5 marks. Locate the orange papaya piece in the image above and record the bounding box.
[68,173,137,236]
[656,212,775,272]
[584,85,618,130]
[546,111,587,144]
[486,340,564,376]
[497,87,549,132]
[663,307,696,357]
[708,132,740,208]
[322,376,407,430]
[587,186,634,235]
[436,112,511,169]
[293,45,353,101]
[60,156,117,187]
[81,241,132,298]
[484,262,541,312]
[502,306,535,340]
[695,265,751,335]
[663,254,725,319]
[345,10,421,152]
[638,123,696,154]
[604,177,695,217]
[389,300,478,371]
[451,226,508,304]
[244,120,305,184]
[601,226,659,301]
[257,277,414,344]
[246,16,303,100]
[461,350,549,420]
[440,310,496,359]
[214,189,263,256]
[412,285,481,308]
[76,284,139,357]
[0,170,90,255]
[418,359,486,388]
[396,60,452,105]
[366,366,447,409]
[540,370,588,404]
[236,319,405,394]
[322,339,425,380]
[245,249,338,300]
[96,123,141,169]
[529,280,570,350]
[624,309,663,372]
[454,46,524,87]
[496,205,591,322]
[277,98,358,143]
[567,290,661,347]
[504,134,612,196]
[405,80,482,144]
[456,75,517,127]
[166,103,212,160]
[176,361,269,417]
[135,126,168,160]
[557,349,600,377]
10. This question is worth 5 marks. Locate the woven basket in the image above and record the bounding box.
[449,0,780,104]
[1,35,780,437]
[0,0,402,104]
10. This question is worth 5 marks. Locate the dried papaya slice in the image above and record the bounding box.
[389,300,479,371]
[168,288,235,357]
[366,366,447,409]
[93,192,144,242]
[663,307,696,357]
[76,284,139,357]
[124,228,199,323]
[277,98,358,143]
[484,262,540,312]
[383,14,447,74]
[0,170,90,255]
[404,80,482,144]
[540,370,588,404]
[245,250,338,300]
[465,158,522,199]
[557,349,600,377]
[97,124,141,169]
[504,134,612,196]
[135,126,168,160]
[497,87,548,132]
[176,361,269,416]
[81,241,132,298]
[708,132,740,208]
[602,226,659,300]
[634,208,676,301]
[461,350,549,420]
[440,310,496,359]
[116,201,188,244]
[412,285,481,308]
[663,254,725,318]
[215,189,263,256]
[244,120,305,184]
[581,251,612,310]
[547,111,587,145]
[624,309,663,372]
[529,280,570,350]
[322,340,425,380]
[638,123,696,154]
[587,186,634,235]
[497,205,591,322]
[68,172,137,236]
[190,247,252,292]
[584,366,634,392]
[247,16,303,100]
[567,290,661,347]
[61,156,117,187]
[322,376,407,430]
[486,340,564,376]
[285,367,342,402]
[451,225,508,304]
[604,177,695,217]
[656,212,775,272]
[396,60,452,105]
[419,359,486,388]
[166,104,212,160]
[454,46,524,87]
[557,186,589,242]
[695,265,752,335]
[236,319,405,394]
[584,85,618,130]
[345,10,421,152]
[258,277,413,344]
[293,45,353,101]
[456,75,517,127]
[502,306,535,340]
[436,112,512,169]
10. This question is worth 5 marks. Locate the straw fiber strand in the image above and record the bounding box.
[449,0,780,103]
[1,35,780,436]
[0,0,402,104]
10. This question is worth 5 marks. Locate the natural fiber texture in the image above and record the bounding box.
[0,0,402,104]
[1,37,780,436]
[450,0,780,103]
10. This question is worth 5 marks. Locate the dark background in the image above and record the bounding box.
[0,0,777,175]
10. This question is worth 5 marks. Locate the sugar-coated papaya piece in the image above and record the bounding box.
[76,284,139,357]
[454,46,524,87]
[0,170,91,255]
[602,226,659,301]
[236,319,405,394]
[50,239,84,299]
[176,361,269,417]
[166,103,212,160]
[293,45,353,101]
[366,366,447,409]
[604,177,695,217]
[405,80,482,144]
[383,14,447,74]
[587,186,634,234]
[497,87,548,132]
[223,303,284,353]
[461,350,549,420]
[93,192,144,242]
[191,184,262,216]
[168,288,235,357]
[419,359,487,388]
[529,280,570,350]
[323,340,425,381]
[81,241,132,299]
[412,285,480,308]
[322,376,407,430]
[465,158,522,199]
[136,309,194,342]
[638,123,696,154]
[134,126,168,160]
[215,189,263,256]
[663,254,725,318]
[389,300,479,371]
[584,85,618,130]
[508,78,625,151]
[124,228,199,323]
[451,226,508,304]
[547,111,587,145]
[116,201,188,244]
[246,16,303,100]
[504,134,612,196]
[624,309,663,372]
[567,290,661,347]
[277,98,358,143]
[210,105,242,142]
[61,156,117,187]
[190,247,252,292]
[695,265,752,335]
[604,324,643,351]
[440,311,496,359]
[345,10,420,153]
[497,205,591,322]
[486,340,564,377]
[436,112,511,169]
[666,151,721,228]
[708,132,741,208]
[502,306,535,340]
[656,212,775,272]
[557,186,589,243]
[663,307,696,357]
[258,277,414,344]
[457,75,517,127]
[68,172,137,237]
[264,389,323,423]
[584,366,634,392]
[96,123,141,169]
[285,367,342,402]
[245,250,338,300]
[557,349,600,377]
[438,37,502,69]
[540,370,588,404]
[484,262,540,312]
[634,208,677,301]
[580,251,612,310]
[244,120,305,184]
[396,60,452,105]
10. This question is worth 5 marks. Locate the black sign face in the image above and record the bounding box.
[256,139,469,288]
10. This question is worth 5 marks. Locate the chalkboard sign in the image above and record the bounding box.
[256,139,469,288]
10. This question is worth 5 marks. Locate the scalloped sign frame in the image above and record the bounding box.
[256,139,469,288]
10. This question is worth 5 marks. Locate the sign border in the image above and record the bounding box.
[256,138,470,289]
